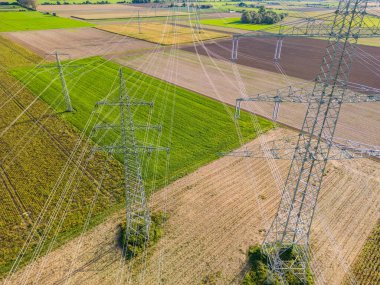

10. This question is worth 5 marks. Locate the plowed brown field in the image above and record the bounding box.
[181,37,380,88]
[3,128,379,285]
[3,27,156,59]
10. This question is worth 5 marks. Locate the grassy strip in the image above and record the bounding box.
[12,56,273,193]
[344,221,380,284]
[0,11,93,32]
[200,17,277,31]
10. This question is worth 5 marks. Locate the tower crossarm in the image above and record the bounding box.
[94,124,163,132]
[95,100,154,107]
[234,81,380,120]
[221,136,380,160]
[93,145,170,154]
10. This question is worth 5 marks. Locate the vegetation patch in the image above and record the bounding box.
[97,22,228,45]
[0,11,93,32]
[0,36,124,277]
[200,17,279,31]
[241,6,287,25]
[243,245,314,285]
[344,221,380,284]
[118,211,168,259]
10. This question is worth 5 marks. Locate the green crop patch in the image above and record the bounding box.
[200,17,279,31]
[0,11,93,32]
[344,221,380,284]
[12,57,273,192]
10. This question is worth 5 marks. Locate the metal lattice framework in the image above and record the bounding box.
[234,80,380,121]
[93,69,168,258]
[222,135,380,160]
[231,0,380,282]
[38,52,74,112]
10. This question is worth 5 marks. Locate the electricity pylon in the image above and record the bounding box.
[231,0,380,282]
[94,69,168,258]
[55,51,73,112]
[39,51,74,112]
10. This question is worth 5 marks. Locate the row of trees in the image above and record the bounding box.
[241,6,287,25]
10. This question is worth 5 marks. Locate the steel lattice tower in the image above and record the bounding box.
[118,69,151,253]
[94,69,167,258]
[261,0,370,281]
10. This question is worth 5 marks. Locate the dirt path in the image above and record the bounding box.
[114,49,380,146]
[4,128,379,285]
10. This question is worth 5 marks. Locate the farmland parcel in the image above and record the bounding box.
[0,35,124,277]
[97,23,228,45]
[0,11,92,32]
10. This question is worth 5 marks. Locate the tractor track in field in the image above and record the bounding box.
[0,36,111,196]
[0,165,31,226]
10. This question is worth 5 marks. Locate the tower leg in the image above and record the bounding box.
[234,100,241,119]
[272,101,281,121]
[231,38,239,61]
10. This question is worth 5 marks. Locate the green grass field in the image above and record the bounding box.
[0,11,93,32]
[12,57,273,192]
[200,17,277,31]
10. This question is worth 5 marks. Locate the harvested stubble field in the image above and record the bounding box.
[117,49,380,146]
[182,37,380,88]
[97,22,229,45]
[11,56,273,194]
[0,35,125,277]
[3,27,156,59]
[4,128,379,285]
[37,4,189,20]
[0,11,92,32]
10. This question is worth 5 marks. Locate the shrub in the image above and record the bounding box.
[118,211,169,259]
[242,244,314,285]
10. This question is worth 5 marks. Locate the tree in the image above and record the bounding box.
[258,5,265,14]
[131,0,151,3]
[241,11,252,24]
[17,0,37,9]
[240,7,286,25]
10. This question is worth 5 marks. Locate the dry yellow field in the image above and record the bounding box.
[97,23,229,45]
